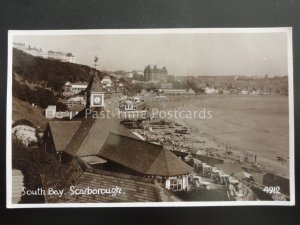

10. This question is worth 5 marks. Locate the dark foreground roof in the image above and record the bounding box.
[49,121,81,151]
[99,132,193,176]
[64,108,138,156]
[40,157,181,203]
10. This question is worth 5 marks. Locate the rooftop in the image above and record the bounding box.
[46,105,56,110]
[72,82,88,86]
[64,108,138,156]
[86,74,106,93]
[98,132,193,176]
[40,157,181,203]
[102,75,111,80]
[49,121,81,152]
[80,155,107,165]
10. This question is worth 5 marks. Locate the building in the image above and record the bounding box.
[120,100,135,111]
[160,83,173,89]
[223,90,230,95]
[125,72,134,79]
[62,95,86,109]
[174,76,188,82]
[45,105,56,119]
[101,76,113,87]
[85,74,106,108]
[47,51,75,63]
[167,75,175,83]
[25,47,44,57]
[63,81,88,96]
[187,88,195,95]
[98,133,192,191]
[119,97,149,121]
[43,74,193,193]
[44,120,82,160]
[13,42,76,63]
[133,71,144,81]
[40,157,181,203]
[250,90,261,95]
[241,90,248,95]
[70,82,88,93]
[13,42,27,51]
[205,87,218,94]
[163,89,187,95]
[65,53,75,63]
[144,65,168,82]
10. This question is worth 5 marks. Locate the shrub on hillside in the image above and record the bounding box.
[13,79,68,109]
[13,48,104,91]
[12,119,34,128]
[12,125,38,147]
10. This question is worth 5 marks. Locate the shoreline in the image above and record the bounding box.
[144,94,289,179]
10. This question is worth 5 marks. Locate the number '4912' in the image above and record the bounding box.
[263,186,280,194]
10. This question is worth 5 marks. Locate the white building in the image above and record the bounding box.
[65,53,76,63]
[101,76,113,87]
[13,42,76,63]
[187,88,195,94]
[63,81,88,96]
[120,100,135,111]
[125,72,134,79]
[13,42,27,51]
[205,87,218,94]
[45,105,57,119]
[223,90,230,95]
[163,89,187,95]
[241,90,248,95]
[71,82,88,93]
[165,175,189,191]
[63,95,86,108]
[24,47,44,58]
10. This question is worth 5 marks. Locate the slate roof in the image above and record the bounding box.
[40,157,85,203]
[80,155,107,165]
[98,132,193,176]
[86,74,106,93]
[40,157,181,203]
[69,105,85,112]
[64,108,138,156]
[49,121,81,151]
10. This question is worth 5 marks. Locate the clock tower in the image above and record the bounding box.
[90,92,104,107]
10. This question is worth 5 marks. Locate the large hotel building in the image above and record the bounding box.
[144,65,168,82]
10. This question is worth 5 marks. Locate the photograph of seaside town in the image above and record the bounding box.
[9,30,292,205]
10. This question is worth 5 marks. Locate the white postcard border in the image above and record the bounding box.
[6,27,295,208]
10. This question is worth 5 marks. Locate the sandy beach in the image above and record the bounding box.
[146,95,289,178]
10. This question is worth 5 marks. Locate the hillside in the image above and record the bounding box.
[13,48,107,91]
[12,97,48,128]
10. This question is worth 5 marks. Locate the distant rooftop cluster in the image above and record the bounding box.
[13,42,76,63]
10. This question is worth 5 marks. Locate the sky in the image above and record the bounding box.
[13,31,289,76]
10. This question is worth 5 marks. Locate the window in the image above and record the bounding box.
[170,178,183,191]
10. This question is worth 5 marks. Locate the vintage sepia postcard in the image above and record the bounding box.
[6,28,294,207]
